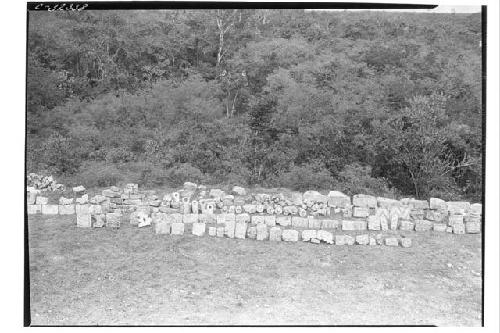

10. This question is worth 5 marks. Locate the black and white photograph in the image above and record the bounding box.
[13,0,499,328]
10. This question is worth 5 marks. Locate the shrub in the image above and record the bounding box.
[273,162,336,192]
[74,162,124,188]
[335,163,398,198]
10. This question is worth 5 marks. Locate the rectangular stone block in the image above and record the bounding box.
[335,235,348,245]
[301,230,317,242]
[269,227,282,241]
[385,237,399,246]
[470,203,482,216]
[42,204,58,215]
[58,205,75,215]
[235,221,247,239]
[425,210,446,222]
[192,222,206,236]
[35,196,48,205]
[465,222,480,234]
[409,209,425,220]
[171,222,185,235]
[447,201,471,215]
[321,219,341,230]
[389,214,399,230]
[27,192,37,205]
[123,199,142,206]
[355,234,369,245]
[264,215,276,227]
[256,224,268,241]
[399,220,415,231]
[75,204,89,215]
[198,213,216,224]
[224,220,236,238]
[153,220,171,234]
[448,214,464,226]
[216,214,226,224]
[327,191,351,208]
[276,216,291,227]
[367,215,381,230]
[352,206,370,218]
[208,226,217,236]
[76,213,91,228]
[429,198,447,210]
[251,215,265,225]
[341,220,367,231]
[406,199,429,210]
[414,219,433,232]
[282,229,299,242]
[88,205,102,215]
[27,204,41,214]
[105,213,121,228]
[307,217,322,229]
[464,214,481,223]
[92,214,106,228]
[345,235,355,245]
[316,230,333,244]
[246,226,257,239]
[216,226,225,237]
[377,197,401,209]
[352,194,377,208]
[183,213,199,224]
[433,223,447,232]
[166,213,183,224]
[453,223,466,234]
[236,213,250,224]
[400,238,412,248]
[291,216,308,228]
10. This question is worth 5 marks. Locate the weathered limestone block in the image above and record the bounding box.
[307,216,322,229]
[352,194,377,208]
[102,189,121,198]
[131,211,151,227]
[352,206,370,218]
[59,197,74,205]
[216,214,226,224]
[464,215,481,223]
[405,199,429,210]
[36,196,48,205]
[216,226,225,237]
[433,223,447,232]
[429,198,447,211]
[390,206,411,220]
[327,191,351,208]
[452,223,465,234]
[367,215,381,231]
[192,222,206,236]
[447,201,471,215]
[282,229,299,242]
[171,222,185,235]
[389,214,399,230]
[414,219,433,232]
[92,214,105,228]
[409,209,425,220]
[235,206,243,214]
[243,204,256,214]
[208,226,217,236]
[201,202,215,214]
[246,226,257,239]
[269,227,282,241]
[59,205,75,215]
[123,199,142,206]
[298,208,307,217]
[191,201,199,214]
[42,204,59,215]
[27,204,41,214]
[153,219,171,234]
[345,235,355,245]
[399,220,415,231]
[76,194,89,204]
[400,238,412,248]
[448,214,464,226]
[255,204,264,213]
[251,215,265,225]
[335,235,348,245]
[76,213,91,228]
[341,220,367,231]
[316,230,333,244]
[232,186,246,196]
[166,213,183,224]
[301,230,317,242]
[303,190,328,204]
[321,219,341,230]
[276,216,291,227]
[291,216,308,228]
[355,234,369,245]
[209,189,225,199]
[369,237,377,246]
[465,222,481,234]
[470,203,482,216]
[224,220,236,238]
[376,197,401,209]
[198,213,216,224]
[88,205,102,215]
[264,215,276,227]
[235,221,248,239]
[105,213,121,228]
[73,185,86,194]
[75,204,89,215]
[181,202,191,214]
[183,214,199,224]
[425,210,446,222]
[385,238,399,247]
[274,205,283,215]
[256,224,268,241]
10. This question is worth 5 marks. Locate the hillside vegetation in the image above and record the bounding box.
[27,10,482,201]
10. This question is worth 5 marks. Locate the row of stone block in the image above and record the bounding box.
[152,220,413,247]
[76,212,122,228]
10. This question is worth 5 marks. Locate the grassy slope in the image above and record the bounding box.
[28,215,482,326]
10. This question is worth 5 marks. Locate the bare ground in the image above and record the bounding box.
[28,215,482,326]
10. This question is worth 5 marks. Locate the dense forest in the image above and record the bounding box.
[27,9,483,201]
